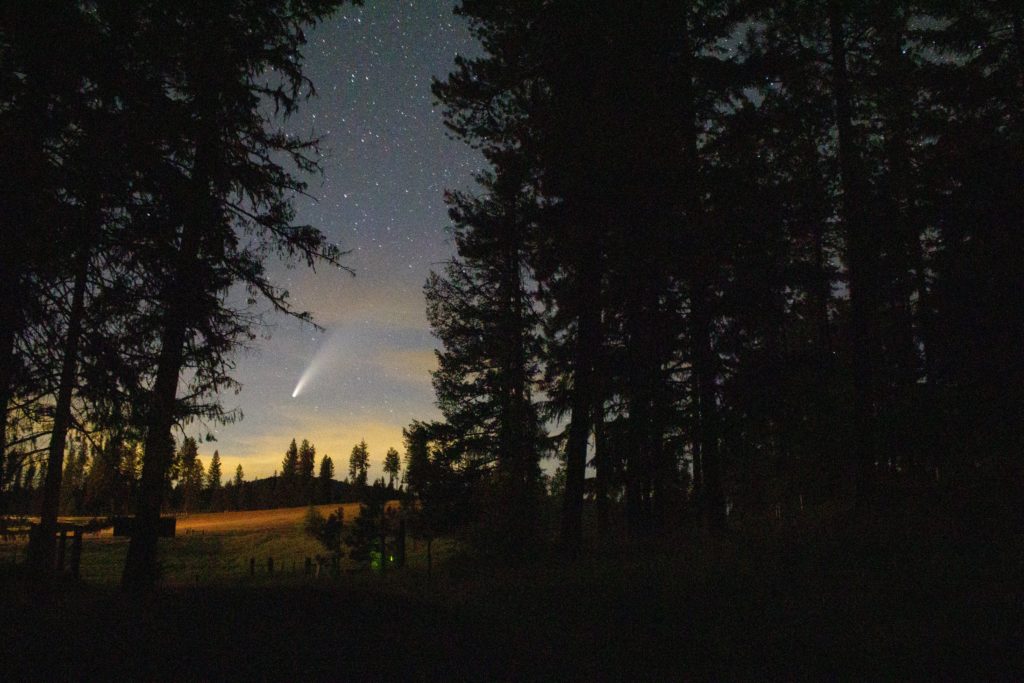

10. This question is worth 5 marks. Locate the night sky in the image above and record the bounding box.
[200,1,481,480]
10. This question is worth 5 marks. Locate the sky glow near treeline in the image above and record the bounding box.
[195,2,483,481]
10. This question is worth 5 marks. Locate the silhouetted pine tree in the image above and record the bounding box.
[424,154,545,557]
[206,450,222,510]
[349,440,369,488]
[318,455,334,503]
[207,451,222,492]
[919,1,1024,471]
[383,448,400,488]
[122,0,354,590]
[281,439,300,506]
[8,3,144,573]
[233,464,245,509]
[177,437,202,515]
[0,3,93,475]
[298,439,316,503]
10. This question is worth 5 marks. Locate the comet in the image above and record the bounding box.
[290,330,338,398]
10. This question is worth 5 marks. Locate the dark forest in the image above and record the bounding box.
[2,1,1022,678]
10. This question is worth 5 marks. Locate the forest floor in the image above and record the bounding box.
[2,494,1022,679]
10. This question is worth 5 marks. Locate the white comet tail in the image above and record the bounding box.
[291,331,339,398]
[291,368,314,398]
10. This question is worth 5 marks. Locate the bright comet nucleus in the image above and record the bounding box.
[290,330,339,398]
[291,365,315,398]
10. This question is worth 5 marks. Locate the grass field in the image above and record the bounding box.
[0,501,423,586]
[2,497,1022,678]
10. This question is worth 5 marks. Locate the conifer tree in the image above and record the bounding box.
[318,455,334,503]
[207,450,222,492]
[233,463,245,509]
[919,1,1024,466]
[348,440,369,488]
[14,2,150,574]
[122,0,355,591]
[298,439,316,502]
[424,155,545,555]
[436,0,747,541]
[282,439,300,482]
[383,448,400,488]
[177,437,202,514]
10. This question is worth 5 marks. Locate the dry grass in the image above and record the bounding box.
[3,500,403,536]
[175,503,363,533]
[0,501,410,585]
[176,500,402,532]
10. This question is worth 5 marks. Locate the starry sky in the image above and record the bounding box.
[196,1,482,481]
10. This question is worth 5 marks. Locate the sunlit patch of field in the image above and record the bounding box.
[175,503,364,533]
[4,500,401,536]
[0,500,427,586]
[175,499,403,533]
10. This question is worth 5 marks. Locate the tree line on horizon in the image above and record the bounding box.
[406,0,1024,557]
[1,433,405,516]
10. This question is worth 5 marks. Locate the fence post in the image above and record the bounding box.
[267,556,274,574]
[56,530,68,571]
[250,557,255,576]
[70,531,83,579]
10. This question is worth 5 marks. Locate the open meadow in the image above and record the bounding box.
[3,496,1023,679]
[0,501,417,586]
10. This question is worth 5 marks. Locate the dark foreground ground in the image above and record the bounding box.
[3,496,1022,680]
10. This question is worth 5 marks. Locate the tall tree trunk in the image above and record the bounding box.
[0,256,19,491]
[121,231,197,590]
[1013,7,1024,126]
[640,277,669,536]
[879,12,936,476]
[121,34,235,583]
[506,226,529,491]
[812,219,834,355]
[691,287,725,530]
[122,86,216,588]
[0,227,17,473]
[679,9,725,531]
[593,405,609,538]
[625,295,653,540]
[561,240,600,553]
[592,296,609,538]
[26,245,90,576]
[648,401,668,534]
[0,297,17,496]
[0,117,38,507]
[427,537,433,580]
[828,1,877,506]
[498,207,536,551]
[621,248,669,540]
[880,13,927,392]
[690,423,703,517]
